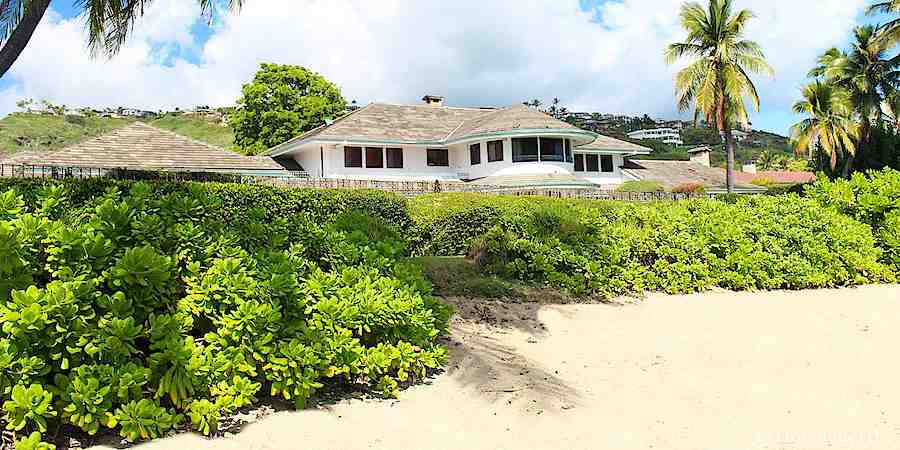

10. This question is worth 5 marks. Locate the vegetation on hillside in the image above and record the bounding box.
[149,114,237,152]
[0,113,132,157]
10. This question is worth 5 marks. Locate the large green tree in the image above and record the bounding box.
[869,1,900,48]
[229,63,347,155]
[664,0,773,192]
[0,0,243,78]
[790,81,859,175]
[809,26,900,173]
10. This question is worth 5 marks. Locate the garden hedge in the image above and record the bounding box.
[0,179,445,448]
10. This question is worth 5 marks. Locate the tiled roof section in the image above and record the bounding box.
[313,103,488,142]
[2,122,285,171]
[622,159,762,191]
[576,135,652,153]
[448,104,579,140]
[734,171,816,185]
[275,103,586,150]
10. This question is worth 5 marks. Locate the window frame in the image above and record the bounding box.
[469,143,481,165]
[600,155,614,173]
[585,154,600,172]
[512,137,539,163]
[427,148,450,167]
[365,147,384,168]
[574,153,584,172]
[344,146,363,168]
[564,139,572,163]
[539,137,565,162]
[487,140,504,162]
[386,147,404,169]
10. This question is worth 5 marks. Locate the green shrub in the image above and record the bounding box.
[468,195,894,297]
[671,182,706,193]
[0,179,449,442]
[617,180,665,192]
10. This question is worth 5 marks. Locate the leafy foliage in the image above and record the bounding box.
[229,63,348,154]
[0,179,448,442]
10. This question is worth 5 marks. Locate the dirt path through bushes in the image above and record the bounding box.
[97,285,900,450]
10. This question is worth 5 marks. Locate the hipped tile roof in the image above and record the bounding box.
[3,122,285,172]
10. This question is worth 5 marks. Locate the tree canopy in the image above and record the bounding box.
[229,63,347,155]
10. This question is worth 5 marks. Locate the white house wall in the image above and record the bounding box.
[287,141,630,185]
[575,154,626,185]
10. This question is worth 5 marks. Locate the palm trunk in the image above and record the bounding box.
[722,128,736,193]
[0,0,52,78]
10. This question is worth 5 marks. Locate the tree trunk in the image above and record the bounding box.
[841,152,855,179]
[722,128,736,193]
[0,0,52,79]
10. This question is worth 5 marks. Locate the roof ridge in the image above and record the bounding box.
[370,101,499,111]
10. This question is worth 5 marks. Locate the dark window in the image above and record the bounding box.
[487,140,504,162]
[600,155,614,173]
[574,154,584,172]
[512,137,539,162]
[365,147,383,168]
[386,148,403,168]
[564,140,572,162]
[585,154,599,172]
[470,143,481,165]
[427,148,449,167]
[344,146,362,168]
[539,138,565,162]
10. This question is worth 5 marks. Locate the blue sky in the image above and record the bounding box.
[0,0,881,136]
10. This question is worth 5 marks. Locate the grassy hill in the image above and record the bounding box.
[149,114,237,151]
[0,112,239,158]
[0,113,132,156]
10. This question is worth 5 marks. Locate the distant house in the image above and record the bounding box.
[266,95,652,187]
[627,128,684,146]
[2,122,287,177]
[120,108,156,119]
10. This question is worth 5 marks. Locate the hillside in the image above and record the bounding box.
[0,112,239,159]
[149,114,237,151]
[0,113,133,156]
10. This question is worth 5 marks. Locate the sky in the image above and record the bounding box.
[0,0,881,135]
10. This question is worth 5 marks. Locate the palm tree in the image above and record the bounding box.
[868,1,900,48]
[664,0,774,192]
[0,0,243,78]
[790,82,859,175]
[809,26,900,173]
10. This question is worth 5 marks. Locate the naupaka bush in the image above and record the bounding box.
[0,181,448,447]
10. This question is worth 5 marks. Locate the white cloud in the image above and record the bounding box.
[0,0,869,133]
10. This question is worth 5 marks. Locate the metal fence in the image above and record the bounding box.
[0,164,717,201]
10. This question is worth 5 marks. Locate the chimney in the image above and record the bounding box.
[687,146,711,167]
[422,95,444,106]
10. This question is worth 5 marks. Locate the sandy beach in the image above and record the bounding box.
[94,285,900,450]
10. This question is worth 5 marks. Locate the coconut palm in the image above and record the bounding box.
[664,0,774,192]
[790,82,859,175]
[0,0,243,78]
[868,0,900,48]
[809,26,900,172]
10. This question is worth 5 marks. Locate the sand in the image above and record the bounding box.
[92,285,900,450]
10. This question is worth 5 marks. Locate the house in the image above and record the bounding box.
[1,122,287,176]
[120,108,156,119]
[265,95,652,186]
[626,127,684,146]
